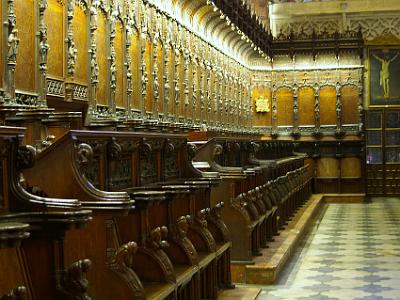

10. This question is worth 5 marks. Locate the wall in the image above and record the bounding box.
[251,53,363,138]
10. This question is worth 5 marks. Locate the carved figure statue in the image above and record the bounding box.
[110,62,116,90]
[7,29,19,62]
[110,9,119,36]
[176,216,189,238]
[39,29,49,64]
[90,4,98,30]
[126,67,133,92]
[67,39,77,76]
[90,54,98,82]
[373,52,400,98]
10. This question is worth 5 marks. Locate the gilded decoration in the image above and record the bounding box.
[255,96,270,113]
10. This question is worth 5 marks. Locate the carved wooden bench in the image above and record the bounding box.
[24,130,233,299]
[191,137,311,263]
[0,126,92,300]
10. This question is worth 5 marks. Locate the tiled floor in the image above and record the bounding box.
[256,198,400,300]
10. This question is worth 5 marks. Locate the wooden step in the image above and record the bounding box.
[231,194,324,285]
[218,287,261,300]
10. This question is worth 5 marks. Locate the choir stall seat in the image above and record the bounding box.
[0,126,92,300]
[191,137,312,264]
[24,130,233,300]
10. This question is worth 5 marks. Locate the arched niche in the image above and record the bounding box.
[341,85,359,125]
[319,85,336,125]
[298,86,315,126]
[276,87,293,126]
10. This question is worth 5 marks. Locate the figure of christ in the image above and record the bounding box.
[373,52,400,99]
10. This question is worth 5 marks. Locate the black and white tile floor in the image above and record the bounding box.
[256,198,400,300]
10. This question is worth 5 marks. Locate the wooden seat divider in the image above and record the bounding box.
[0,126,93,300]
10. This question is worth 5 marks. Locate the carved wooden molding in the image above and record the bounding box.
[207,203,230,243]
[109,241,146,299]
[169,216,199,265]
[16,146,36,170]
[58,259,92,300]
[1,286,26,300]
[188,209,217,253]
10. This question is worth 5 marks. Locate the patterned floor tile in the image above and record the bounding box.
[354,274,391,283]
[353,296,394,300]
[356,283,393,294]
[378,289,400,299]
[321,288,372,300]
[268,288,319,299]
[256,199,400,300]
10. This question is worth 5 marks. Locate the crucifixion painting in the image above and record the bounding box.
[370,48,400,106]
[373,52,399,99]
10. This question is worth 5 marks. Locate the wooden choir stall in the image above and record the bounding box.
[0,0,365,298]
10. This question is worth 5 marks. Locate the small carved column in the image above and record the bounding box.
[238,79,244,129]
[231,76,237,128]
[139,4,149,119]
[217,67,223,128]
[182,32,190,124]
[314,83,321,135]
[336,82,342,133]
[190,34,198,126]
[230,75,235,128]
[108,1,118,117]
[125,4,137,120]
[151,12,161,121]
[172,23,181,124]
[88,0,99,119]
[222,74,228,128]
[212,65,219,127]
[199,50,205,124]
[235,76,241,128]
[358,80,364,133]
[191,51,198,125]
[38,0,49,107]
[226,75,232,129]
[5,0,18,103]
[271,85,278,136]
[65,0,77,103]
[293,83,299,136]
[247,81,253,129]
[162,18,172,123]
[238,77,244,129]
[205,49,211,125]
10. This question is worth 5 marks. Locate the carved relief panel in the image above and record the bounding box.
[46,0,65,80]
[72,1,88,85]
[95,7,108,107]
[15,0,35,93]
[114,18,124,109]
